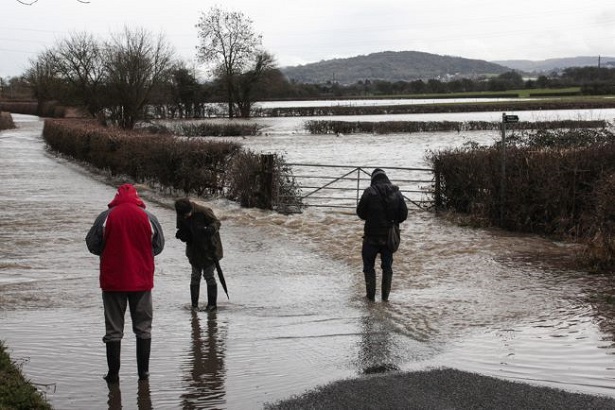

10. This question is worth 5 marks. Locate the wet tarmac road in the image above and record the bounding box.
[2,114,615,409]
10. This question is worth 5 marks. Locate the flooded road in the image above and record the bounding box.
[1,114,615,409]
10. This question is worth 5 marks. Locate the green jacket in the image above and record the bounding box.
[176,202,223,268]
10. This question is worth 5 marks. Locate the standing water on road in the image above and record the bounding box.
[1,113,615,409]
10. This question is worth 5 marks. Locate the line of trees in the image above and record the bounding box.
[27,28,175,129]
[4,8,615,123]
[13,7,278,128]
[7,59,615,123]
[290,67,615,98]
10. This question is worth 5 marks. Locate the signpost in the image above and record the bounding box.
[503,114,519,124]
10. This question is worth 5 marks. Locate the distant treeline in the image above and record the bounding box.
[429,128,615,270]
[260,66,615,100]
[5,66,615,120]
[281,66,615,99]
[304,119,608,135]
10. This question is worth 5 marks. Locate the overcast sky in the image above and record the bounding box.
[1,0,614,78]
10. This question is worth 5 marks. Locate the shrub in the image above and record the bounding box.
[43,120,241,196]
[42,119,302,210]
[584,172,615,269]
[0,102,38,116]
[225,151,303,212]
[0,112,15,130]
[429,128,615,267]
[0,101,65,118]
[225,150,265,208]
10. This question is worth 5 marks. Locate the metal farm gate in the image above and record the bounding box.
[274,163,438,211]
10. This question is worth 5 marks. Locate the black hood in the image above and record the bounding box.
[370,168,391,186]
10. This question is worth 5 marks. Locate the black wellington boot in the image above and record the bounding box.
[190,284,200,309]
[364,270,376,301]
[104,341,121,383]
[206,284,218,311]
[382,271,393,302]
[136,337,151,381]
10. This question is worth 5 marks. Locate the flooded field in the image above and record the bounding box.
[1,112,615,409]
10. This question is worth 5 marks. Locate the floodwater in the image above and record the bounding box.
[1,112,615,409]
[253,97,530,109]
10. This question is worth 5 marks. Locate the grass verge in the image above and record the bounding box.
[0,340,52,410]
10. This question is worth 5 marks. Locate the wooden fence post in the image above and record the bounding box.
[434,165,442,211]
[259,154,275,209]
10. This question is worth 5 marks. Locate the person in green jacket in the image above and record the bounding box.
[174,198,223,311]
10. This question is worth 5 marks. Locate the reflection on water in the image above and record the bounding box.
[107,382,122,409]
[357,308,399,375]
[137,381,153,410]
[106,380,152,410]
[1,113,615,409]
[181,311,226,408]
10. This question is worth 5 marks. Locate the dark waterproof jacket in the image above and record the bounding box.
[86,184,165,292]
[357,174,408,239]
[176,202,223,268]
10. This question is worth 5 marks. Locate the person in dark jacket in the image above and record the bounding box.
[174,198,224,312]
[86,184,165,383]
[356,169,408,302]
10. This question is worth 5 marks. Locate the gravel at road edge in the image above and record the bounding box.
[264,368,615,410]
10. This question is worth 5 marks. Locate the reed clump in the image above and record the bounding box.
[165,121,262,137]
[429,127,615,270]
[304,120,606,135]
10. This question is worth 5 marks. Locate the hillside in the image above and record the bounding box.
[280,51,510,84]
[491,56,615,73]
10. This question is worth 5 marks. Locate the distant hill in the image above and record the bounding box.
[492,56,615,73]
[280,51,510,84]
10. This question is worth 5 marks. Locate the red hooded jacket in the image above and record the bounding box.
[98,184,157,291]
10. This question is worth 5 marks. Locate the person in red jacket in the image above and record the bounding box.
[86,184,165,384]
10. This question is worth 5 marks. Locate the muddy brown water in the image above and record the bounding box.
[1,114,615,409]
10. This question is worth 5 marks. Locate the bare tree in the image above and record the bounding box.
[196,7,266,118]
[170,65,204,118]
[103,27,175,129]
[26,50,71,112]
[234,52,275,118]
[49,32,106,117]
